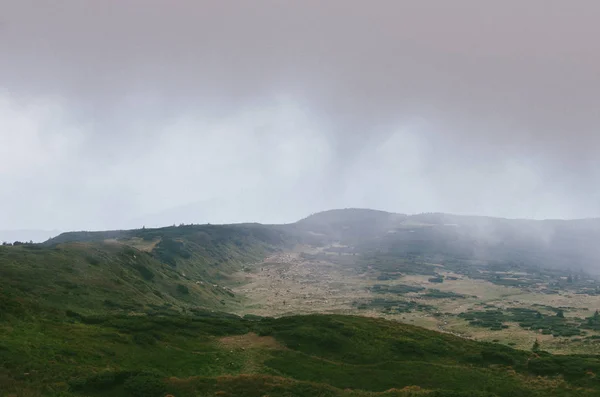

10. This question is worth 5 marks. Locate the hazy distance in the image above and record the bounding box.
[2,1,600,236]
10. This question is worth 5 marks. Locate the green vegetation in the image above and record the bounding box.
[428,276,445,283]
[421,289,467,299]
[5,211,600,396]
[459,308,584,336]
[0,224,287,317]
[4,308,600,396]
[354,298,434,314]
[370,284,425,294]
[459,310,509,331]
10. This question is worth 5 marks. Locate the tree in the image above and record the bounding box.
[532,339,540,352]
[567,275,573,283]
[556,310,565,318]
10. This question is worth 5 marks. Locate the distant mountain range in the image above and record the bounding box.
[45,208,600,272]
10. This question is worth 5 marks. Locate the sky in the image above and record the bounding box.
[1,0,600,237]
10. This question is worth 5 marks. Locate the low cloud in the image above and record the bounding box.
[1,1,599,232]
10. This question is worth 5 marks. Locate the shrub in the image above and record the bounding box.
[69,370,134,391]
[65,309,82,319]
[123,373,166,397]
[176,284,189,294]
[422,289,466,299]
[86,255,100,265]
[133,264,155,281]
[133,332,156,345]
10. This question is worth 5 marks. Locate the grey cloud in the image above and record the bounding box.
[1,0,599,234]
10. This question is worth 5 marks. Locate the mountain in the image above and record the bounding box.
[289,209,600,272]
[33,207,600,275]
[2,224,290,318]
[5,209,600,395]
[36,208,600,274]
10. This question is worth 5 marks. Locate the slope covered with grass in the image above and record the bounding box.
[1,223,290,319]
[4,215,600,396]
[2,312,600,396]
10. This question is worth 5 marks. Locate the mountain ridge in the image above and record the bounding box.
[43,208,600,273]
[45,207,600,245]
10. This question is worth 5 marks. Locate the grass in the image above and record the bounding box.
[5,220,600,396]
[3,311,600,396]
[0,223,287,317]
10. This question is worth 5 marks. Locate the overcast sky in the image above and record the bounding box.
[1,0,600,236]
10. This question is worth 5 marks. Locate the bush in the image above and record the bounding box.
[65,309,82,319]
[123,373,166,397]
[153,237,191,266]
[86,255,100,265]
[69,370,136,391]
[370,284,425,294]
[133,264,155,281]
[176,284,189,294]
[90,371,117,388]
[480,350,516,366]
[133,332,156,345]
[422,289,466,299]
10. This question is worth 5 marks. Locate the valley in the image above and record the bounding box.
[4,209,600,396]
[234,244,600,354]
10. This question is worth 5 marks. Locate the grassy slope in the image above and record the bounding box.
[3,219,600,396]
[2,312,600,396]
[0,242,235,317]
[0,224,289,317]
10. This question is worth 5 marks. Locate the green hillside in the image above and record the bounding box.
[3,309,600,396]
[2,224,289,318]
[4,212,600,396]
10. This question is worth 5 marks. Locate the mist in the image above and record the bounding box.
[2,0,600,235]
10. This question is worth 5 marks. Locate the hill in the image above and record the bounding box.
[289,209,600,272]
[42,208,600,273]
[5,209,600,395]
[2,224,290,318]
[3,308,600,396]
